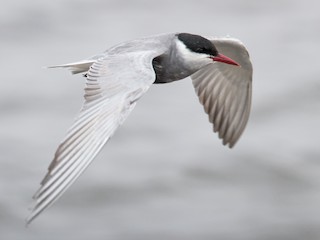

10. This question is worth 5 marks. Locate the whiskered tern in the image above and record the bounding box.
[27,32,253,224]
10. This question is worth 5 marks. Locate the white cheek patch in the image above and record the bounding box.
[175,39,213,71]
[175,39,204,61]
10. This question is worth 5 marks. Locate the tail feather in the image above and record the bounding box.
[48,60,96,74]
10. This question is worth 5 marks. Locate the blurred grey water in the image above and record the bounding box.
[1,0,320,239]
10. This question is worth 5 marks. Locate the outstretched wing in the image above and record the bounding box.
[191,38,253,148]
[27,50,163,224]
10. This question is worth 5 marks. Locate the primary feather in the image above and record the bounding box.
[27,46,166,224]
[191,38,252,147]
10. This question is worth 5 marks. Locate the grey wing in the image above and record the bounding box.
[191,38,253,148]
[27,50,163,224]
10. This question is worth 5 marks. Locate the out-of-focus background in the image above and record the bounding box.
[1,0,320,239]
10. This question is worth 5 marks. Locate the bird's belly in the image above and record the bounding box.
[152,64,193,84]
[153,73,186,84]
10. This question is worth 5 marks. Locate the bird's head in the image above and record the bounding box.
[176,33,239,69]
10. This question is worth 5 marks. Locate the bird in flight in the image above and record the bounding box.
[27,32,253,224]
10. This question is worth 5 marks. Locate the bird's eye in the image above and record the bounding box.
[198,47,210,54]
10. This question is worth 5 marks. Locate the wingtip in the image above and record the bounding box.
[228,142,235,149]
[26,202,45,226]
[25,216,32,227]
[25,206,36,226]
[222,141,232,149]
[25,213,38,227]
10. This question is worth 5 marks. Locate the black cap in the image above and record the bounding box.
[177,33,218,56]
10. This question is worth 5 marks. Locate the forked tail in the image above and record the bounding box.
[48,60,96,74]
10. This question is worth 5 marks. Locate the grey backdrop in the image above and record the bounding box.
[1,0,320,239]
